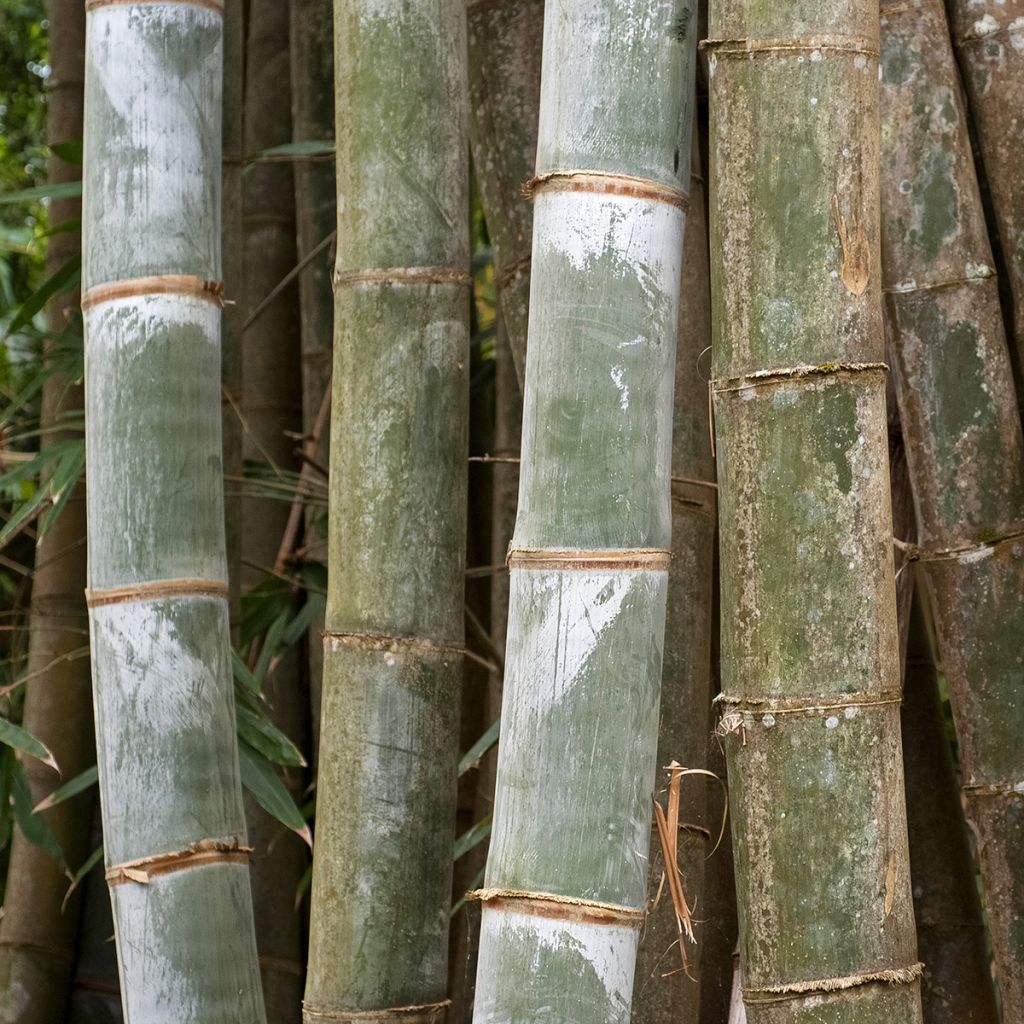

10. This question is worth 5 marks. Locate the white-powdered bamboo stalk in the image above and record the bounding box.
[472,2,697,1020]
[82,2,265,1019]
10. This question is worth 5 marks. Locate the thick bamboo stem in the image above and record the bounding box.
[466,0,544,381]
[633,121,716,1024]
[946,0,1024,401]
[0,3,92,1020]
[241,3,308,1016]
[82,3,265,1019]
[473,2,696,1020]
[302,0,470,1017]
[878,0,1024,1012]
[707,2,923,1020]
[289,0,334,766]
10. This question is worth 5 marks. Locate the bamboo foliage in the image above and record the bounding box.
[467,0,544,380]
[472,1,696,1019]
[82,2,265,1020]
[302,0,470,1018]
[633,121,716,1024]
[707,1,923,1020]
[946,0,1024,395]
[0,2,92,1020]
[879,1,1024,1013]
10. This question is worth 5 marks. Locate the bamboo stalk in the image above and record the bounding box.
[706,2,923,1020]
[82,3,265,1019]
[878,0,1024,1013]
[946,0,1024,400]
[0,2,93,1019]
[472,2,696,1019]
[302,0,470,1017]
[466,0,544,381]
[633,119,716,1024]
[289,0,334,767]
[241,3,308,1016]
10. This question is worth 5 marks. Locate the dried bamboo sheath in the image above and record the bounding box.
[879,1,1024,1013]
[708,2,923,1021]
[473,2,696,1020]
[83,3,265,1020]
[303,0,469,1018]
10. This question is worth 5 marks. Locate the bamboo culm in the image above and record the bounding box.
[633,119,716,1024]
[472,2,697,1020]
[302,0,470,1017]
[466,0,544,382]
[879,0,1024,1012]
[707,1,923,1019]
[82,3,265,1019]
[0,1,93,1019]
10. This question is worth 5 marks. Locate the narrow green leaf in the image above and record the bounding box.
[453,814,492,862]
[34,764,98,813]
[281,594,325,648]
[62,843,104,912]
[236,703,306,768]
[6,255,82,337]
[10,758,68,873]
[253,610,288,684]
[0,716,59,773]
[238,740,311,847]
[295,862,312,910]
[458,717,500,777]
[232,650,261,695]
[0,180,82,205]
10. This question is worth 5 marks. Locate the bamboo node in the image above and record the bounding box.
[962,778,1024,799]
[743,962,924,1004]
[523,170,690,213]
[323,630,464,659]
[493,252,532,292]
[893,528,1024,564]
[715,689,902,736]
[712,362,887,395]
[81,274,225,310]
[302,1001,449,1023]
[470,888,646,928]
[85,578,229,608]
[105,838,252,887]
[331,266,471,290]
[507,548,671,572]
[701,35,880,59]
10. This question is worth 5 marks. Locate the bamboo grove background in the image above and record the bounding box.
[0,0,1019,1021]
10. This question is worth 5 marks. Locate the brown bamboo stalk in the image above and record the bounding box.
[242,2,308,1017]
[0,4,93,1019]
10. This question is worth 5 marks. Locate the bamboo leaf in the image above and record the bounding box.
[5,255,82,337]
[238,740,311,847]
[0,180,82,205]
[62,844,104,913]
[253,610,288,684]
[33,764,98,813]
[458,717,499,777]
[232,650,261,696]
[281,594,325,648]
[0,716,59,773]
[453,814,492,862]
[9,757,68,874]
[50,141,84,165]
[235,703,306,768]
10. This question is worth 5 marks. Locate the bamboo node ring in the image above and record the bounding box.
[701,36,880,59]
[507,548,672,572]
[470,888,646,928]
[105,839,252,887]
[893,528,1024,564]
[962,778,1024,800]
[81,274,224,310]
[743,962,924,1004]
[712,361,887,395]
[715,689,902,736]
[301,1000,450,1023]
[85,578,229,608]
[331,266,471,290]
[323,630,465,659]
[523,170,690,213]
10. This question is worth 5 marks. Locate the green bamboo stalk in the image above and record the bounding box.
[633,121,716,1024]
[946,0,1024,398]
[706,2,923,1019]
[222,0,244,628]
[82,3,265,1020]
[289,0,334,765]
[466,0,544,381]
[901,587,999,1023]
[302,0,470,1017]
[472,2,696,1019]
[0,2,92,1019]
[241,3,308,1016]
[878,0,1024,1012]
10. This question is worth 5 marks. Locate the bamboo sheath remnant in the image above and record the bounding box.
[879,0,1024,1012]
[83,2,265,1020]
[707,2,923,1021]
[472,1,697,1021]
[302,0,469,1019]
